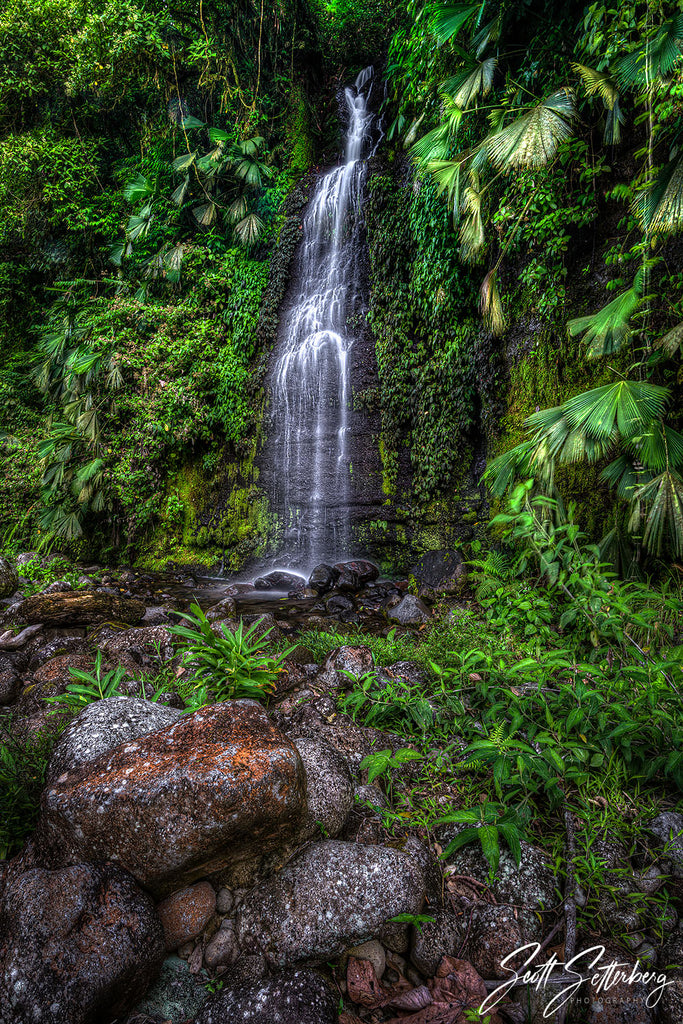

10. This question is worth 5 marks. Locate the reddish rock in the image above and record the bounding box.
[157,881,216,951]
[35,702,307,894]
[0,862,164,1024]
[14,591,145,626]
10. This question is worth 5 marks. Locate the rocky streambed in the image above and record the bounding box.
[0,553,682,1024]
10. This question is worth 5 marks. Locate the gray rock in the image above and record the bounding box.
[438,833,557,913]
[387,594,432,626]
[410,908,468,977]
[308,564,339,594]
[334,560,380,584]
[315,645,374,693]
[15,553,39,567]
[195,968,337,1024]
[39,580,73,594]
[205,597,238,622]
[0,558,18,600]
[204,922,238,970]
[253,571,305,591]
[649,813,683,878]
[129,955,209,1023]
[45,697,182,783]
[0,862,164,1024]
[216,886,234,915]
[293,736,354,841]
[235,839,425,966]
[656,968,683,1022]
[141,605,173,625]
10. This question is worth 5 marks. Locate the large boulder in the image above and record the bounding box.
[307,564,339,594]
[195,969,338,1024]
[12,591,145,626]
[0,558,18,599]
[386,594,432,626]
[334,560,380,584]
[34,702,307,895]
[253,571,305,591]
[45,697,182,784]
[293,736,354,841]
[0,862,164,1024]
[411,550,466,592]
[235,839,426,966]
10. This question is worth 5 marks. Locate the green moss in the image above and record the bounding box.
[288,87,315,173]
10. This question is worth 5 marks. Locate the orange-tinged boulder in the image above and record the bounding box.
[35,701,306,895]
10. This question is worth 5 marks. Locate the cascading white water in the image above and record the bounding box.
[266,67,378,570]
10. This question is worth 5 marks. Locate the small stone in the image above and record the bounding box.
[346,939,385,979]
[129,954,209,1024]
[204,925,238,971]
[410,908,468,977]
[216,886,234,915]
[386,594,431,626]
[158,881,217,951]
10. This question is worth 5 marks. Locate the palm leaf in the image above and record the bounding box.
[234,212,264,245]
[471,12,502,57]
[172,152,197,172]
[561,380,670,441]
[567,282,642,358]
[636,471,683,557]
[448,57,497,109]
[613,16,683,89]
[181,115,205,129]
[636,422,683,473]
[170,175,190,206]
[600,454,643,498]
[192,203,217,227]
[487,90,576,170]
[459,174,485,260]
[654,321,683,356]
[480,268,506,335]
[633,153,683,236]
[429,2,483,45]
[571,63,619,108]
[123,173,153,204]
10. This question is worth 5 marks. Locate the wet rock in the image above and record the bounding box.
[465,901,524,978]
[253,571,305,591]
[157,881,216,951]
[326,593,354,615]
[97,625,174,670]
[205,597,238,622]
[649,813,683,878]
[293,736,354,840]
[411,550,464,591]
[285,697,406,770]
[129,955,209,1024]
[336,567,361,592]
[316,645,374,692]
[285,644,315,665]
[655,970,683,1022]
[13,591,146,626]
[235,839,426,966]
[222,583,257,597]
[437,834,557,919]
[410,908,469,977]
[386,660,428,686]
[242,612,284,643]
[308,563,339,594]
[195,968,337,1024]
[15,552,38,567]
[387,594,432,626]
[35,702,307,895]
[39,580,73,594]
[0,862,164,1024]
[27,635,91,671]
[216,886,234,915]
[335,560,380,584]
[45,697,182,783]
[204,925,238,971]
[0,669,19,706]
[0,557,18,600]
[141,605,173,625]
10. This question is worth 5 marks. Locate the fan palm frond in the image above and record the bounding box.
[613,15,683,90]
[561,380,670,441]
[172,151,197,172]
[124,173,154,204]
[571,63,624,144]
[429,2,483,45]
[637,470,683,557]
[448,57,497,109]
[567,281,642,358]
[471,12,502,57]
[487,90,576,170]
[654,321,683,356]
[192,203,217,227]
[234,212,264,245]
[633,152,683,236]
[170,175,190,206]
[459,174,485,261]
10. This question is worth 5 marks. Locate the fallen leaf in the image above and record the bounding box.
[386,985,432,1011]
[347,956,388,1008]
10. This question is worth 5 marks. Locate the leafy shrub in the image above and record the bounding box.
[170,604,293,708]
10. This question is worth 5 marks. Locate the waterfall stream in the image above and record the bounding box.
[264,67,379,572]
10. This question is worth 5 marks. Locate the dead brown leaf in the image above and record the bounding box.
[347,956,389,1008]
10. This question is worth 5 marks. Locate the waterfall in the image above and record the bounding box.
[264,67,378,571]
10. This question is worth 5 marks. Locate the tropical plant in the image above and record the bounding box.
[169,604,292,707]
[436,801,525,878]
[0,725,55,859]
[485,382,683,557]
[45,652,128,711]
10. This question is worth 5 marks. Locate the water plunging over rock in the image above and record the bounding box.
[262,68,381,572]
